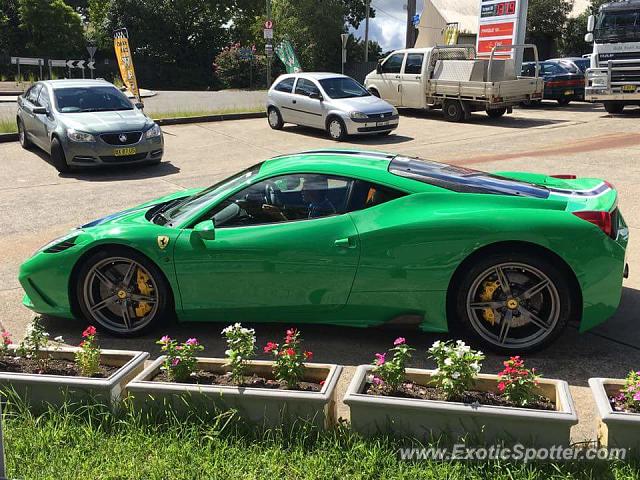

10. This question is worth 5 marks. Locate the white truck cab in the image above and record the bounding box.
[365,45,543,122]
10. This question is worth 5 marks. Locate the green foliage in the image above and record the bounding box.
[263,328,313,389]
[157,336,204,382]
[560,12,590,57]
[428,340,484,400]
[18,0,85,57]
[370,338,414,392]
[75,326,101,377]
[526,0,573,59]
[222,323,256,383]
[213,43,267,89]
[346,33,383,63]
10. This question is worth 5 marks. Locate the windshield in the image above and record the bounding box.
[595,9,640,43]
[157,162,264,226]
[53,86,134,113]
[389,156,550,198]
[318,77,371,99]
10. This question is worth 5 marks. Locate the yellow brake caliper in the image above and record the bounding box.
[134,268,153,318]
[479,280,499,326]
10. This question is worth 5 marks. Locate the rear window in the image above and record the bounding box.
[389,157,550,198]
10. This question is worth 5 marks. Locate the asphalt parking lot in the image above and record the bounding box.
[1,102,639,443]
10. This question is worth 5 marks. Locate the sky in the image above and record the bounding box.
[353,0,425,52]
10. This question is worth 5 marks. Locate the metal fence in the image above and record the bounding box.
[345,61,378,84]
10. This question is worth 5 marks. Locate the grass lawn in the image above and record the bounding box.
[149,106,264,120]
[0,117,17,134]
[3,403,638,480]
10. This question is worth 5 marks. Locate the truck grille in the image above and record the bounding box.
[599,53,640,86]
[100,131,142,145]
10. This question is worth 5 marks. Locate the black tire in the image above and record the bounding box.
[75,247,172,337]
[486,107,507,119]
[443,100,465,122]
[17,119,32,149]
[449,250,575,354]
[604,102,624,114]
[50,136,70,173]
[327,116,347,141]
[267,106,284,130]
[557,97,571,106]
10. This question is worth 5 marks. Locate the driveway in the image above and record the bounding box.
[1,101,639,444]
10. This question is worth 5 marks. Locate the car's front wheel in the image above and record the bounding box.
[327,117,347,141]
[451,251,574,353]
[75,248,171,336]
[18,119,32,149]
[50,137,70,173]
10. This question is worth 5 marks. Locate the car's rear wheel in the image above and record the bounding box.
[451,251,574,353]
[75,248,171,336]
[327,116,347,141]
[267,106,284,130]
[50,137,70,173]
[18,119,32,149]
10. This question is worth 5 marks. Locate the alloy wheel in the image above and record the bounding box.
[329,120,343,139]
[465,262,560,349]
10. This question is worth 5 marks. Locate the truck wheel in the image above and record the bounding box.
[604,102,624,114]
[486,108,507,119]
[443,100,465,122]
[557,98,571,106]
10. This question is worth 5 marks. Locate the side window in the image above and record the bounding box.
[347,180,406,212]
[274,77,295,93]
[38,88,51,110]
[404,53,424,74]
[381,53,405,74]
[27,84,43,105]
[207,174,353,228]
[294,78,320,97]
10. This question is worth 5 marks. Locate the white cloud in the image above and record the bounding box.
[352,0,425,52]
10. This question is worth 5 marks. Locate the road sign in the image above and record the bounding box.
[11,57,42,66]
[264,28,273,39]
[66,60,76,68]
[264,20,273,29]
[76,60,86,69]
[412,14,420,26]
[49,59,67,68]
[87,45,97,58]
[87,61,96,70]
[265,44,274,57]
[238,47,254,60]
[476,0,528,61]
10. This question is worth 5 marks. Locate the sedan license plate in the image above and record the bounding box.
[376,121,390,127]
[113,147,137,156]
[622,84,636,93]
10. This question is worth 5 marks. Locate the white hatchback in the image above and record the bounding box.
[266,73,399,141]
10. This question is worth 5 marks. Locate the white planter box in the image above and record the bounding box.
[0,346,148,410]
[344,365,578,447]
[127,357,342,428]
[589,378,640,452]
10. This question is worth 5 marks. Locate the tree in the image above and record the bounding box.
[18,0,85,57]
[525,0,573,59]
[105,0,229,88]
[0,0,25,54]
[559,0,612,56]
[346,34,382,63]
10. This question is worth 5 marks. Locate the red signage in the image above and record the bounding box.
[479,22,515,38]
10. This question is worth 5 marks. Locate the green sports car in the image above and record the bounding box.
[19,150,629,352]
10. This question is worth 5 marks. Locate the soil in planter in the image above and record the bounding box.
[610,396,640,414]
[0,356,118,378]
[153,370,321,392]
[366,382,555,411]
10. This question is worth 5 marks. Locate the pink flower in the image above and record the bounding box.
[171,358,181,367]
[634,391,640,402]
[375,353,386,366]
[159,335,171,344]
[394,337,406,346]
[82,326,97,338]
[185,338,199,346]
[264,341,278,353]
[1,331,11,346]
[497,382,506,392]
[372,376,383,386]
[304,351,313,361]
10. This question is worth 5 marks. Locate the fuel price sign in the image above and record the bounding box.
[476,0,528,60]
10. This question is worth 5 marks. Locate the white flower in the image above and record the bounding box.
[54,336,64,343]
[451,372,460,379]
[190,371,197,377]
[433,368,440,375]
[366,374,374,383]
[444,358,453,366]
[224,349,232,356]
[43,332,49,337]
[432,340,441,349]
[471,362,480,372]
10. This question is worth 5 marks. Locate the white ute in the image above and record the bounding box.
[365,45,543,122]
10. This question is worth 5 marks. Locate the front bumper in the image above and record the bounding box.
[344,114,399,135]
[585,88,640,102]
[61,132,164,167]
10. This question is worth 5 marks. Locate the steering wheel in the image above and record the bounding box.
[265,182,282,207]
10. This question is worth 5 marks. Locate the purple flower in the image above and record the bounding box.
[171,358,181,367]
[372,376,384,386]
[634,391,640,402]
[394,337,406,346]
[185,338,199,346]
[160,335,171,344]
[375,353,386,366]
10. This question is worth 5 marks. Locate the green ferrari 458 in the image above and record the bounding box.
[19,150,629,352]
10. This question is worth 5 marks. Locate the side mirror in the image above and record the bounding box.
[309,92,323,101]
[587,15,595,33]
[585,32,594,43]
[135,102,144,110]
[32,106,47,115]
[193,219,215,241]
[376,62,382,74]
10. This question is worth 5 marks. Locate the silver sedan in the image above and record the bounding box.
[17,79,163,173]
[266,73,399,141]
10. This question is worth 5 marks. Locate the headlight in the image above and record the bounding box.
[350,111,368,119]
[67,128,95,142]
[145,123,162,138]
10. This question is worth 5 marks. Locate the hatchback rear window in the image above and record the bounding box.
[389,156,550,198]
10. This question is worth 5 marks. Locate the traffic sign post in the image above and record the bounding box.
[87,44,97,79]
[11,57,44,81]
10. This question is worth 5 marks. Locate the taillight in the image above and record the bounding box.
[551,174,577,179]
[573,211,613,238]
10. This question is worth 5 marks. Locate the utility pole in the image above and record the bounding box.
[364,0,370,62]
[266,0,272,87]
[406,0,417,49]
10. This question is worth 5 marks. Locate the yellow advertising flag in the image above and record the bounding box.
[113,28,141,104]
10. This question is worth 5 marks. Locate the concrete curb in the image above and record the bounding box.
[0,111,266,144]
[155,111,265,126]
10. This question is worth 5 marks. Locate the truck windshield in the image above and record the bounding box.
[389,156,550,198]
[595,9,640,43]
[318,77,371,99]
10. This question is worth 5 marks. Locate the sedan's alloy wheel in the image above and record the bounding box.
[465,262,561,349]
[83,256,159,334]
[268,109,279,127]
[329,120,343,139]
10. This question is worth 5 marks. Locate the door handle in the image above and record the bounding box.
[334,237,356,248]
[292,100,297,104]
